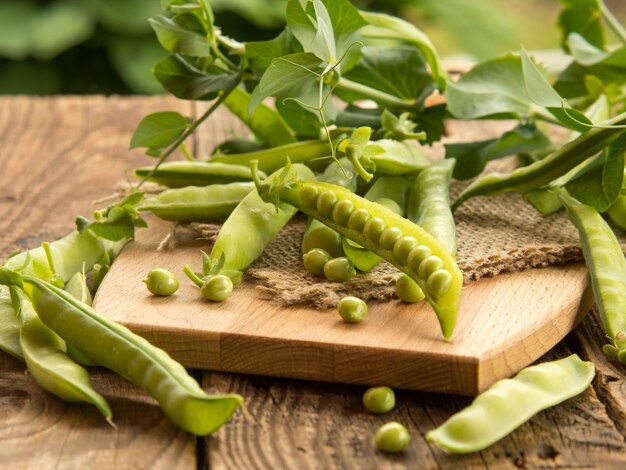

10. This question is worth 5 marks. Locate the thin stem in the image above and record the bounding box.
[183,265,204,288]
[599,0,626,44]
[137,82,239,189]
[337,78,415,110]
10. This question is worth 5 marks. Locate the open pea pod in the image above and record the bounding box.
[254,164,463,340]
[134,161,265,188]
[0,290,22,360]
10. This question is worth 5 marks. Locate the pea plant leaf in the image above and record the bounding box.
[245,29,303,76]
[153,54,241,100]
[275,99,323,138]
[565,132,626,211]
[557,0,605,52]
[248,52,324,115]
[130,111,190,151]
[567,33,626,68]
[445,124,553,180]
[340,46,435,104]
[148,13,211,57]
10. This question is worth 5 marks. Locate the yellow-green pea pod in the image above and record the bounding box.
[255,166,463,340]
[210,140,331,174]
[341,237,380,272]
[560,194,626,362]
[525,188,563,215]
[452,119,626,211]
[395,274,425,303]
[64,272,98,367]
[18,296,113,422]
[134,161,266,188]
[0,291,22,360]
[407,159,456,255]
[139,182,254,222]
[210,164,315,274]
[607,194,626,231]
[18,274,242,436]
[426,354,594,454]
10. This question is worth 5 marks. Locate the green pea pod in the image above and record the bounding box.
[210,140,331,174]
[210,164,316,273]
[363,140,430,175]
[18,296,113,421]
[426,354,594,454]
[13,274,242,436]
[64,272,98,367]
[453,124,626,211]
[140,182,254,222]
[560,193,626,363]
[0,291,22,360]
[607,194,626,231]
[407,159,457,255]
[255,165,463,340]
[134,161,266,188]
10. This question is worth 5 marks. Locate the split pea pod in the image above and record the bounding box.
[64,271,98,367]
[210,140,331,174]
[560,193,626,363]
[452,124,626,211]
[254,166,463,340]
[15,274,242,435]
[407,159,456,255]
[134,161,266,188]
[18,295,112,421]
[0,291,22,360]
[139,182,254,222]
[426,354,594,453]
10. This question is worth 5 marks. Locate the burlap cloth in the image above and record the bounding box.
[162,120,624,309]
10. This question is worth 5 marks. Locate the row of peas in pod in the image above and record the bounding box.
[135,126,463,341]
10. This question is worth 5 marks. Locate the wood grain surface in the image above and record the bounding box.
[94,218,592,395]
[1,96,626,469]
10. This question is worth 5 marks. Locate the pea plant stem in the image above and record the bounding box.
[599,0,626,44]
[136,83,239,190]
[337,77,416,111]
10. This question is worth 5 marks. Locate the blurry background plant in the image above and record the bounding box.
[0,0,624,95]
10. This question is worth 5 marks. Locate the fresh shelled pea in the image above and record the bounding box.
[395,274,425,303]
[1,271,243,436]
[363,386,395,414]
[200,275,233,302]
[302,248,332,276]
[375,422,410,453]
[426,354,594,453]
[560,194,626,363]
[139,182,254,222]
[337,296,367,323]
[325,258,356,283]
[143,268,180,296]
[254,165,463,340]
[134,161,266,188]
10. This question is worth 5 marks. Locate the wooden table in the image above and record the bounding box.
[1,96,626,469]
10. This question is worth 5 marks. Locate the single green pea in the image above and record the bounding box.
[337,296,367,323]
[143,268,179,296]
[201,275,233,302]
[324,257,356,282]
[363,217,387,242]
[303,248,332,276]
[348,208,371,231]
[418,255,444,280]
[427,269,453,299]
[301,184,320,208]
[407,245,432,272]
[396,274,425,303]
[332,199,355,226]
[317,190,338,217]
[375,422,410,453]
[393,236,418,265]
[379,227,403,251]
[363,386,395,414]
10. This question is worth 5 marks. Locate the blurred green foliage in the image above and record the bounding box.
[0,0,622,95]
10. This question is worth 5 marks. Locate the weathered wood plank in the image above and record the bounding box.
[0,96,197,469]
[204,343,626,469]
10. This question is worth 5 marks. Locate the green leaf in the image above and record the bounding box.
[565,133,626,211]
[84,208,136,242]
[153,54,241,100]
[557,0,605,52]
[0,268,23,290]
[320,0,366,72]
[88,0,161,34]
[149,13,211,57]
[248,52,324,114]
[381,110,426,141]
[341,46,435,103]
[521,49,593,131]
[568,33,626,68]
[275,99,322,138]
[445,124,553,180]
[108,37,166,93]
[414,104,447,145]
[130,111,190,150]
[245,29,303,76]
[223,86,297,147]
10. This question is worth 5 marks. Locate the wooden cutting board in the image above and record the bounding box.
[93,218,592,396]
